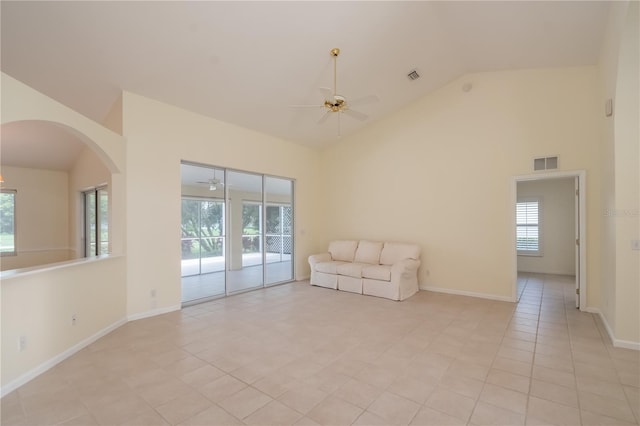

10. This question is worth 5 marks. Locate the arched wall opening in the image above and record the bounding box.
[1,119,119,270]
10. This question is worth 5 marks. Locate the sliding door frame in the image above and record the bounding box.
[182,160,295,301]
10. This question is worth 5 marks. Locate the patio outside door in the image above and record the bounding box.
[265,176,294,285]
[181,197,226,302]
[226,170,263,293]
[181,162,295,305]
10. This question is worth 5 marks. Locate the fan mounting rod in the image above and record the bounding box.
[330,48,340,97]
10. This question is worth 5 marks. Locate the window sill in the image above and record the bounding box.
[517,252,543,257]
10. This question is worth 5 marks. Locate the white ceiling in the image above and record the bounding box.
[1,1,610,154]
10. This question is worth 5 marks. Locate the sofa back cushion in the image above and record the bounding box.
[354,240,384,265]
[328,240,358,262]
[380,242,421,265]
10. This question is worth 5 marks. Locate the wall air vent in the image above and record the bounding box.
[407,70,420,81]
[534,156,558,171]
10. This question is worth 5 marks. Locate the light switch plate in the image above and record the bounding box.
[632,239,640,251]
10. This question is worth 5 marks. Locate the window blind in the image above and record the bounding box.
[516,200,539,253]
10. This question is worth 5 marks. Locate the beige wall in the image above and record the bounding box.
[0,166,71,270]
[613,2,639,344]
[597,1,640,346]
[517,178,576,276]
[320,67,602,302]
[1,256,127,388]
[122,92,320,317]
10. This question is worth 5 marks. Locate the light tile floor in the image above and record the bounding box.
[2,274,639,425]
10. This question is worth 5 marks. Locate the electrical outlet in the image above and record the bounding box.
[150,289,157,298]
[632,239,640,251]
[71,314,77,326]
[19,335,27,352]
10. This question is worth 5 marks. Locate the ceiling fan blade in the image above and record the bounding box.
[343,108,368,121]
[319,87,334,101]
[317,111,331,124]
[338,112,342,138]
[349,94,379,107]
[289,104,323,108]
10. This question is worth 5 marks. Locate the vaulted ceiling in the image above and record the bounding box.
[2,1,610,154]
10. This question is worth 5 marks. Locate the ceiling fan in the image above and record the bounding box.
[291,48,379,137]
[196,170,224,191]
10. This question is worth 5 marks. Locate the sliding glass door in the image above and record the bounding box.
[265,176,293,285]
[181,197,226,301]
[226,170,264,293]
[181,162,294,304]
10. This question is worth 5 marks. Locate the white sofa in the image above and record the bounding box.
[308,240,421,301]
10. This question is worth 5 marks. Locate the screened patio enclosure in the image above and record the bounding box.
[180,163,294,304]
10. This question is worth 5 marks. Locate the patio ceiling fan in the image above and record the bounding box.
[291,48,379,137]
[196,170,224,191]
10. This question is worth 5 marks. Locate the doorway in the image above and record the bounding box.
[512,171,586,309]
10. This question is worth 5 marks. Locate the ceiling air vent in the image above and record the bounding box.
[534,156,558,171]
[407,70,420,81]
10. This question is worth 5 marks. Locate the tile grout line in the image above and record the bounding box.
[523,275,544,425]
[565,276,586,426]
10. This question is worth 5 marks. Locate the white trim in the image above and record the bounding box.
[0,317,128,398]
[584,307,640,351]
[511,170,587,309]
[127,304,181,322]
[421,285,515,303]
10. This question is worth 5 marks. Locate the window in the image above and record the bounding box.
[242,201,262,254]
[84,186,109,257]
[516,198,541,256]
[266,204,292,257]
[0,189,16,256]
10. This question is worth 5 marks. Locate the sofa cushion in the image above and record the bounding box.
[338,275,362,294]
[315,261,347,274]
[329,240,358,262]
[362,264,391,281]
[380,242,421,265]
[336,262,365,278]
[354,240,383,265]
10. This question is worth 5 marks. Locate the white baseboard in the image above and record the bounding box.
[127,304,181,322]
[584,307,640,351]
[421,285,514,302]
[0,317,128,398]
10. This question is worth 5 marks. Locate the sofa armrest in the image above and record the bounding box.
[390,258,421,277]
[308,252,331,268]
